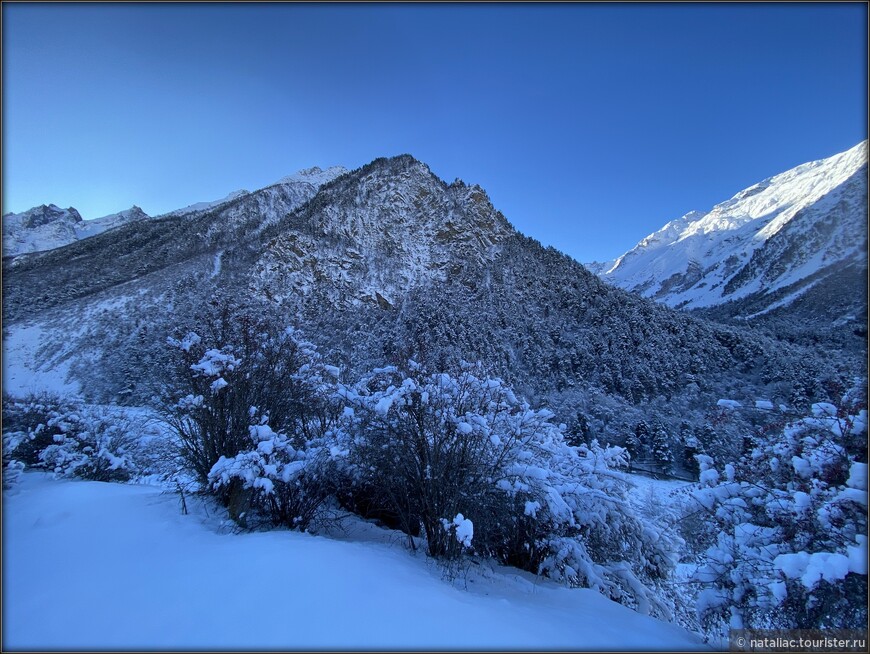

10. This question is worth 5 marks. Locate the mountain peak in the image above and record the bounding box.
[2,204,84,256]
[248,154,514,309]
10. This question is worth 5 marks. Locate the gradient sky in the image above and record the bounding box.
[3,2,867,263]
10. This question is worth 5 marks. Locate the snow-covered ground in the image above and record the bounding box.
[4,473,706,650]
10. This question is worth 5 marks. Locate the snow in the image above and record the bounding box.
[161,189,249,217]
[191,349,241,377]
[456,421,473,434]
[847,462,868,490]
[847,536,867,575]
[211,250,223,278]
[774,551,810,580]
[770,580,787,604]
[275,165,348,188]
[717,399,742,410]
[811,402,838,418]
[167,331,201,352]
[374,394,395,415]
[792,491,811,514]
[452,513,474,548]
[774,550,858,588]
[3,473,705,650]
[791,456,812,478]
[754,400,774,410]
[700,468,720,485]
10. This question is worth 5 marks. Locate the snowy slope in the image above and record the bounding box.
[159,165,348,220]
[1,322,81,396]
[159,189,250,217]
[77,206,151,239]
[595,141,868,313]
[4,473,705,650]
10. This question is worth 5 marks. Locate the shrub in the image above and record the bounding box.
[335,360,675,617]
[38,406,140,482]
[163,296,343,530]
[2,394,140,482]
[2,392,80,466]
[208,418,336,531]
[162,296,341,485]
[686,384,868,638]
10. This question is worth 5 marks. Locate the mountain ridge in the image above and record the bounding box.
[1,165,350,257]
[590,141,868,328]
[2,152,858,455]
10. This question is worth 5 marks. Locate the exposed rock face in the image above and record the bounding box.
[249,155,513,309]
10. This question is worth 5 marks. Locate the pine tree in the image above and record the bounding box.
[625,430,644,461]
[651,422,673,474]
[633,421,651,460]
[682,435,701,480]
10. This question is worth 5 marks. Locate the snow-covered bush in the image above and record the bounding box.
[2,394,140,482]
[208,417,336,531]
[2,459,26,489]
[163,297,341,485]
[3,392,80,466]
[336,361,675,617]
[686,384,868,638]
[38,406,140,482]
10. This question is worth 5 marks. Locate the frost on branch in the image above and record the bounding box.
[686,382,868,638]
[162,296,342,486]
[208,417,335,531]
[333,360,675,618]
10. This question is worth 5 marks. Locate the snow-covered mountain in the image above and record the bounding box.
[157,165,348,221]
[5,154,849,446]
[159,189,251,218]
[3,204,83,256]
[4,153,862,652]
[2,204,152,257]
[594,141,868,320]
[1,166,348,258]
[249,157,512,309]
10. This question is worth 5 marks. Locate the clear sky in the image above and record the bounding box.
[2,2,867,263]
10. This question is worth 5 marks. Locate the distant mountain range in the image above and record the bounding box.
[588,141,867,333]
[1,166,348,257]
[2,151,863,450]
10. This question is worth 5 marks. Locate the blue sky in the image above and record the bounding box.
[3,2,866,262]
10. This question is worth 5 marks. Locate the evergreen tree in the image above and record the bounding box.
[625,430,644,462]
[633,421,651,460]
[651,422,674,474]
[682,435,701,480]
